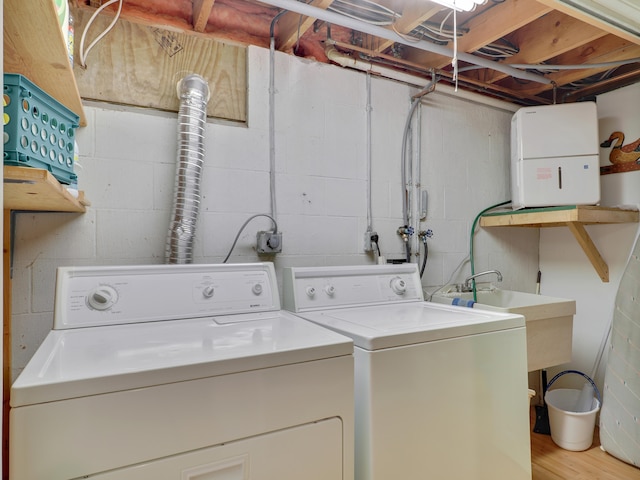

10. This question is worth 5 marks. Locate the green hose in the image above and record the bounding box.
[469,200,511,302]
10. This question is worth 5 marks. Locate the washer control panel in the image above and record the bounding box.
[283,264,423,312]
[54,263,278,329]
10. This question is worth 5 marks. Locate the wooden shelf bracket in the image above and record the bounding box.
[480,205,639,283]
[566,221,609,282]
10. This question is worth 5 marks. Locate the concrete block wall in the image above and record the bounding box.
[10,46,538,379]
[540,82,640,390]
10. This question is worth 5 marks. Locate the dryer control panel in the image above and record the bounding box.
[54,263,279,329]
[282,264,424,312]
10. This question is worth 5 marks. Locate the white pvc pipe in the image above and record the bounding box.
[326,47,519,112]
[260,0,552,85]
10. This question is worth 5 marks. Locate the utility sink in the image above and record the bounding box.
[431,286,575,372]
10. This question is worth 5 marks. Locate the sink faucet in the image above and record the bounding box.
[464,270,502,291]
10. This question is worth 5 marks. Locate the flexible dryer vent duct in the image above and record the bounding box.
[166,74,210,264]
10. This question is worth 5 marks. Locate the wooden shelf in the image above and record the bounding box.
[4,166,88,212]
[4,0,87,126]
[480,205,639,283]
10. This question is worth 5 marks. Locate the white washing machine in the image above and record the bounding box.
[10,263,354,480]
[283,264,532,480]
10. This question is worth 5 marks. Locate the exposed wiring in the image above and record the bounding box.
[567,69,616,88]
[475,38,519,59]
[258,0,551,85]
[508,57,640,70]
[408,19,516,60]
[404,13,465,45]
[459,57,640,74]
[469,200,511,301]
[392,24,424,44]
[269,11,287,232]
[328,0,400,26]
[439,9,454,36]
[79,0,123,68]
[223,214,278,263]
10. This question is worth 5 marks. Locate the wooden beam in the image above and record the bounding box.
[545,43,640,91]
[193,0,216,33]
[374,3,442,53]
[405,0,552,68]
[473,10,607,84]
[277,0,335,51]
[537,0,640,46]
[502,36,640,95]
[563,68,640,101]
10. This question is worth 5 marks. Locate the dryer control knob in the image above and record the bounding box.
[324,285,336,297]
[87,285,118,311]
[305,286,316,297]
[252,283,263,295]
[202,285,215,299]
[390,277,407,295]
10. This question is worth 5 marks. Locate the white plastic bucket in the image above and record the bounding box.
[545,388,600,451]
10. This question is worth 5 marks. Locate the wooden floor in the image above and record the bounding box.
[530,407,639,479]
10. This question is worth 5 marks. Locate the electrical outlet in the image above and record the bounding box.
[365,231,378,253]
[257,231,282,254]
[364,231,373,252]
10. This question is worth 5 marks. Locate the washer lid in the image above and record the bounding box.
[293,301,525,350]
[10,311,352,407]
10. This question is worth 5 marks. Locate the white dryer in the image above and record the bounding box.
[10,263,354,480]
[283,264,532,480]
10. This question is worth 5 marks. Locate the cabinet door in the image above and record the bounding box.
[89,417,344,480]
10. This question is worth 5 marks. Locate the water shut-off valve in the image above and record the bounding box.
[418,229,433,242]
[397,225,414,242]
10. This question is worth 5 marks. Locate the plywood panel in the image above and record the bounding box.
[73,6,246,123]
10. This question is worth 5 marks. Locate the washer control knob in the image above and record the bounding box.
[324,285,336,297]
[305,286,316,298]
[390,277,407,295]
[202,285,215,299]
[252,283,263,295]
[88,285,118,311]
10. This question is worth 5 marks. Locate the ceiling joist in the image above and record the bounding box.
[77,0,640,105]
[193,0,217,33]
[276,0,335,51]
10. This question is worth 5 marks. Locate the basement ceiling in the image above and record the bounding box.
[81,0,640,105]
